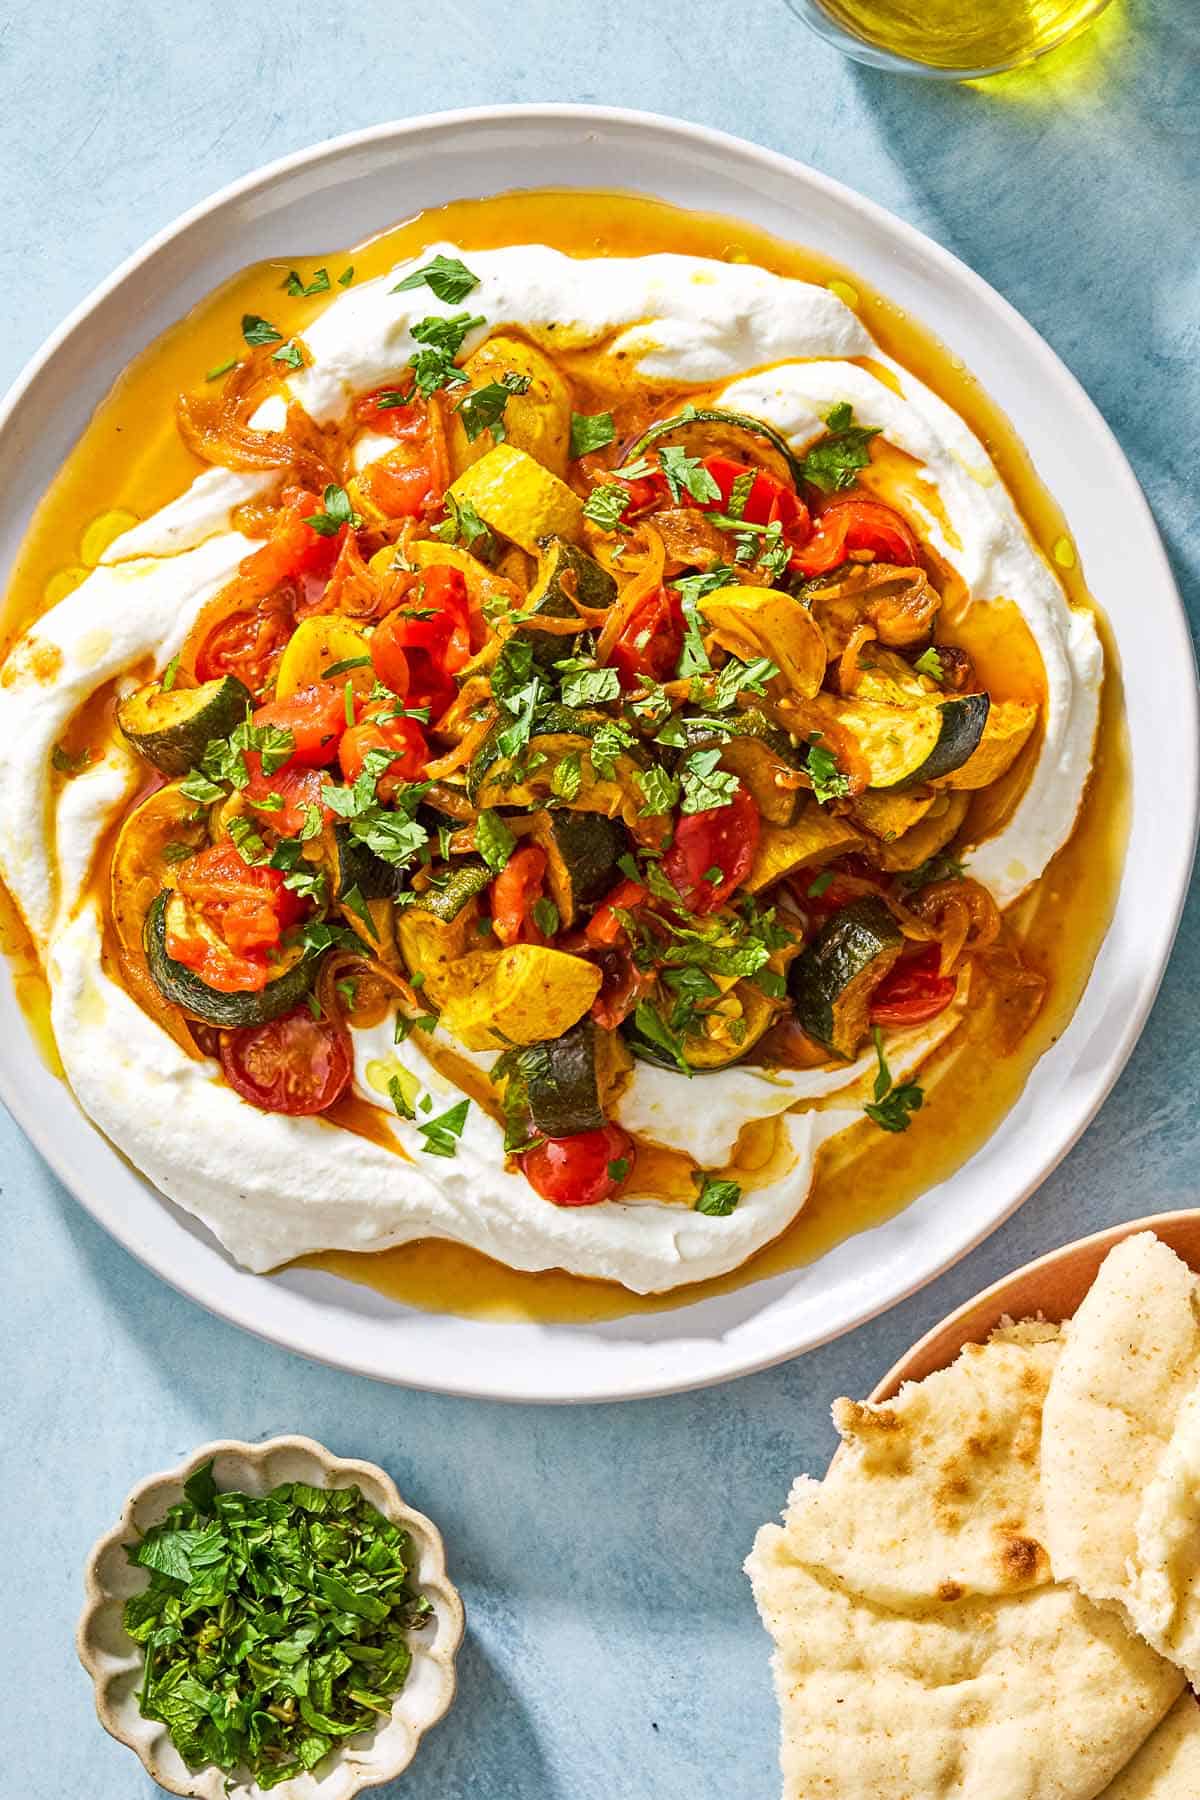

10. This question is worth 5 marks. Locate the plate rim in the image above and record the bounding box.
[0,103,1195,1403]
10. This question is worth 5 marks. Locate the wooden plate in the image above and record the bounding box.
[870,1210,1200,1402]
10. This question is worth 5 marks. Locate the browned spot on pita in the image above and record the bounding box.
[835,1400,901,1435]
[998,1533,1047,1585]
[938,1580,964,1602]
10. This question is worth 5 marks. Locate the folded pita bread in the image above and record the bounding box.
[1041,1233,1200,1612]
[1099,1693,1200,1799]
[747,1323,1181,1800]
[1128,1380,1200,1683]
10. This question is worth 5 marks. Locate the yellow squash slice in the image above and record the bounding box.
[446,444,584,554]
[448,334,573,478]
[274,616,374,699]
[697,584,826,699]
[436,944,602,1052]
[743,804,865,894]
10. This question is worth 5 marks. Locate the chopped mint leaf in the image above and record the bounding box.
[569,411,616,459]
[241,313,283,347]
[693,1173,741,1215]
[304,483,362,537]
[392,255,480,305]
[476,808,516,872]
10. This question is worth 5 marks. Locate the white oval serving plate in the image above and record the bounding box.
[78,1435,463,1797]
[0,107,1194,1402]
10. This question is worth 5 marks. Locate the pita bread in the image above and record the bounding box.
[747,1323,1181,1799]
[1099,1693,1200,1799]
[792,1320,1060,1607]
[1128,1380,1200,1683]
[1041,1233,1200,1610]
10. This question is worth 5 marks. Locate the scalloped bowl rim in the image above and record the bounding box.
[0,106,1195,1402]
[77,1434,464,1800]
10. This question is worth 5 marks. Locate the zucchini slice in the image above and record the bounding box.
[143,890,315,1028]
[831,693,991,791]
[528,811,625,926]
[467,706,654,836]
[939,698,1038,791]
[527,537,616,618]
[396,900,484,1009]
[117,675,251,776]
[683,981,780,1069]
[333,823,407,903]
[679,710,803,826]
[743,804,865,895]
[515,1019,606,1138]
[446,444,584,554]
[624,407,808,490]
[407,858,493,922]
[788,896,904,1059]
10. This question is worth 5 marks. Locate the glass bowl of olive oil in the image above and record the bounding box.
[786,0,1113,77]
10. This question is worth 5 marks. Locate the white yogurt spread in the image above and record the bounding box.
[0,242,1102,1288]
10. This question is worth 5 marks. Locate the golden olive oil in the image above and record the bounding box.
[811,0,1112,72]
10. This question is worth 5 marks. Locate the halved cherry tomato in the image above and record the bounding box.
[663,785,760,914]
[252,682,347,768]
[196,591,294,697]
[794,497,919,578]
[338,713,428,800]
[869,943,957,1027]
[219,1008,351,1115]
[610,587,684,689]
[584,877,647,948]
[373,564,471,673]
[521,1123,634,1207]
[700,455,811,539]
[490,845,549,947]
[244,761,331,838]
[590,945,655,1030]
[167,844,304,990]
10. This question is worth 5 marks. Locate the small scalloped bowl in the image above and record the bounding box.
[77,1435,464,1799]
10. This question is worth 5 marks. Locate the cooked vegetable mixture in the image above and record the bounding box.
[124,1463,431,1788]
[106,253,1046,1211]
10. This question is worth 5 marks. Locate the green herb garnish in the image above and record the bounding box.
[304,484,363,538]
[283,267,331,297]
[123,1462,431,1790]
[569,411,616,459]
[456,372,531,444]
[392,255,480,304]
[241,313,283,347]
[693,1173,741,1215]
[476,808,516,872]
[797,401,880,493]
[419,1097,471,1157]
[863,1025,924,1133]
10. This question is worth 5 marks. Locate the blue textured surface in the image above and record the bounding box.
[2,4,1197,1795]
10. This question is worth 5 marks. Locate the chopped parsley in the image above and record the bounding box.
[240,313,282,347]
[636,764,681,816]
[632,998,690,1075]
[204,356,238,382]
[418,1097,471,1157]
[863,1025,924,1133]
[657,445,721,507]
[387,1071,417,1120]
[407,311,485,398]
[271,341,304,370]
[283,267,331,297]
[693,1173,742,1216]
[392,254,480,305]
[340,882,379,938]
[896,851,966,893]
[806,737,851,805]
[51,743,91,776]
[337,265,355,286]
[304,484,363,537]
[161,655,180,692]
[122,1461,430,1790]
[914,646,945,683]
[797,401,880,494]
[806,868,835,898]
[531,896,560,938]
[456,372,532,444]
[434,492,494,558]
[569,411,616,459]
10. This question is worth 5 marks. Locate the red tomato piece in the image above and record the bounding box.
[610,587,684,689]
[490,845,549,947]
[584,877,647,948]
[219,1009,351,1115]
[359,447,437,520]
[242,492,344,592]
[338,712,428,798]
[794,497,919,577]
[868,943,957,1027]
[520,1124,634,1207]
[663,785,760,914]
[196,592,294,697]
[372,565,472,677]
[244,761,332,839]
[167,844,303,990]
[701,455,810,537]
[252,682,347,768]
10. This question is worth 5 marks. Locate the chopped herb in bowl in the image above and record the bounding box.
[122,1461,432,1791]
